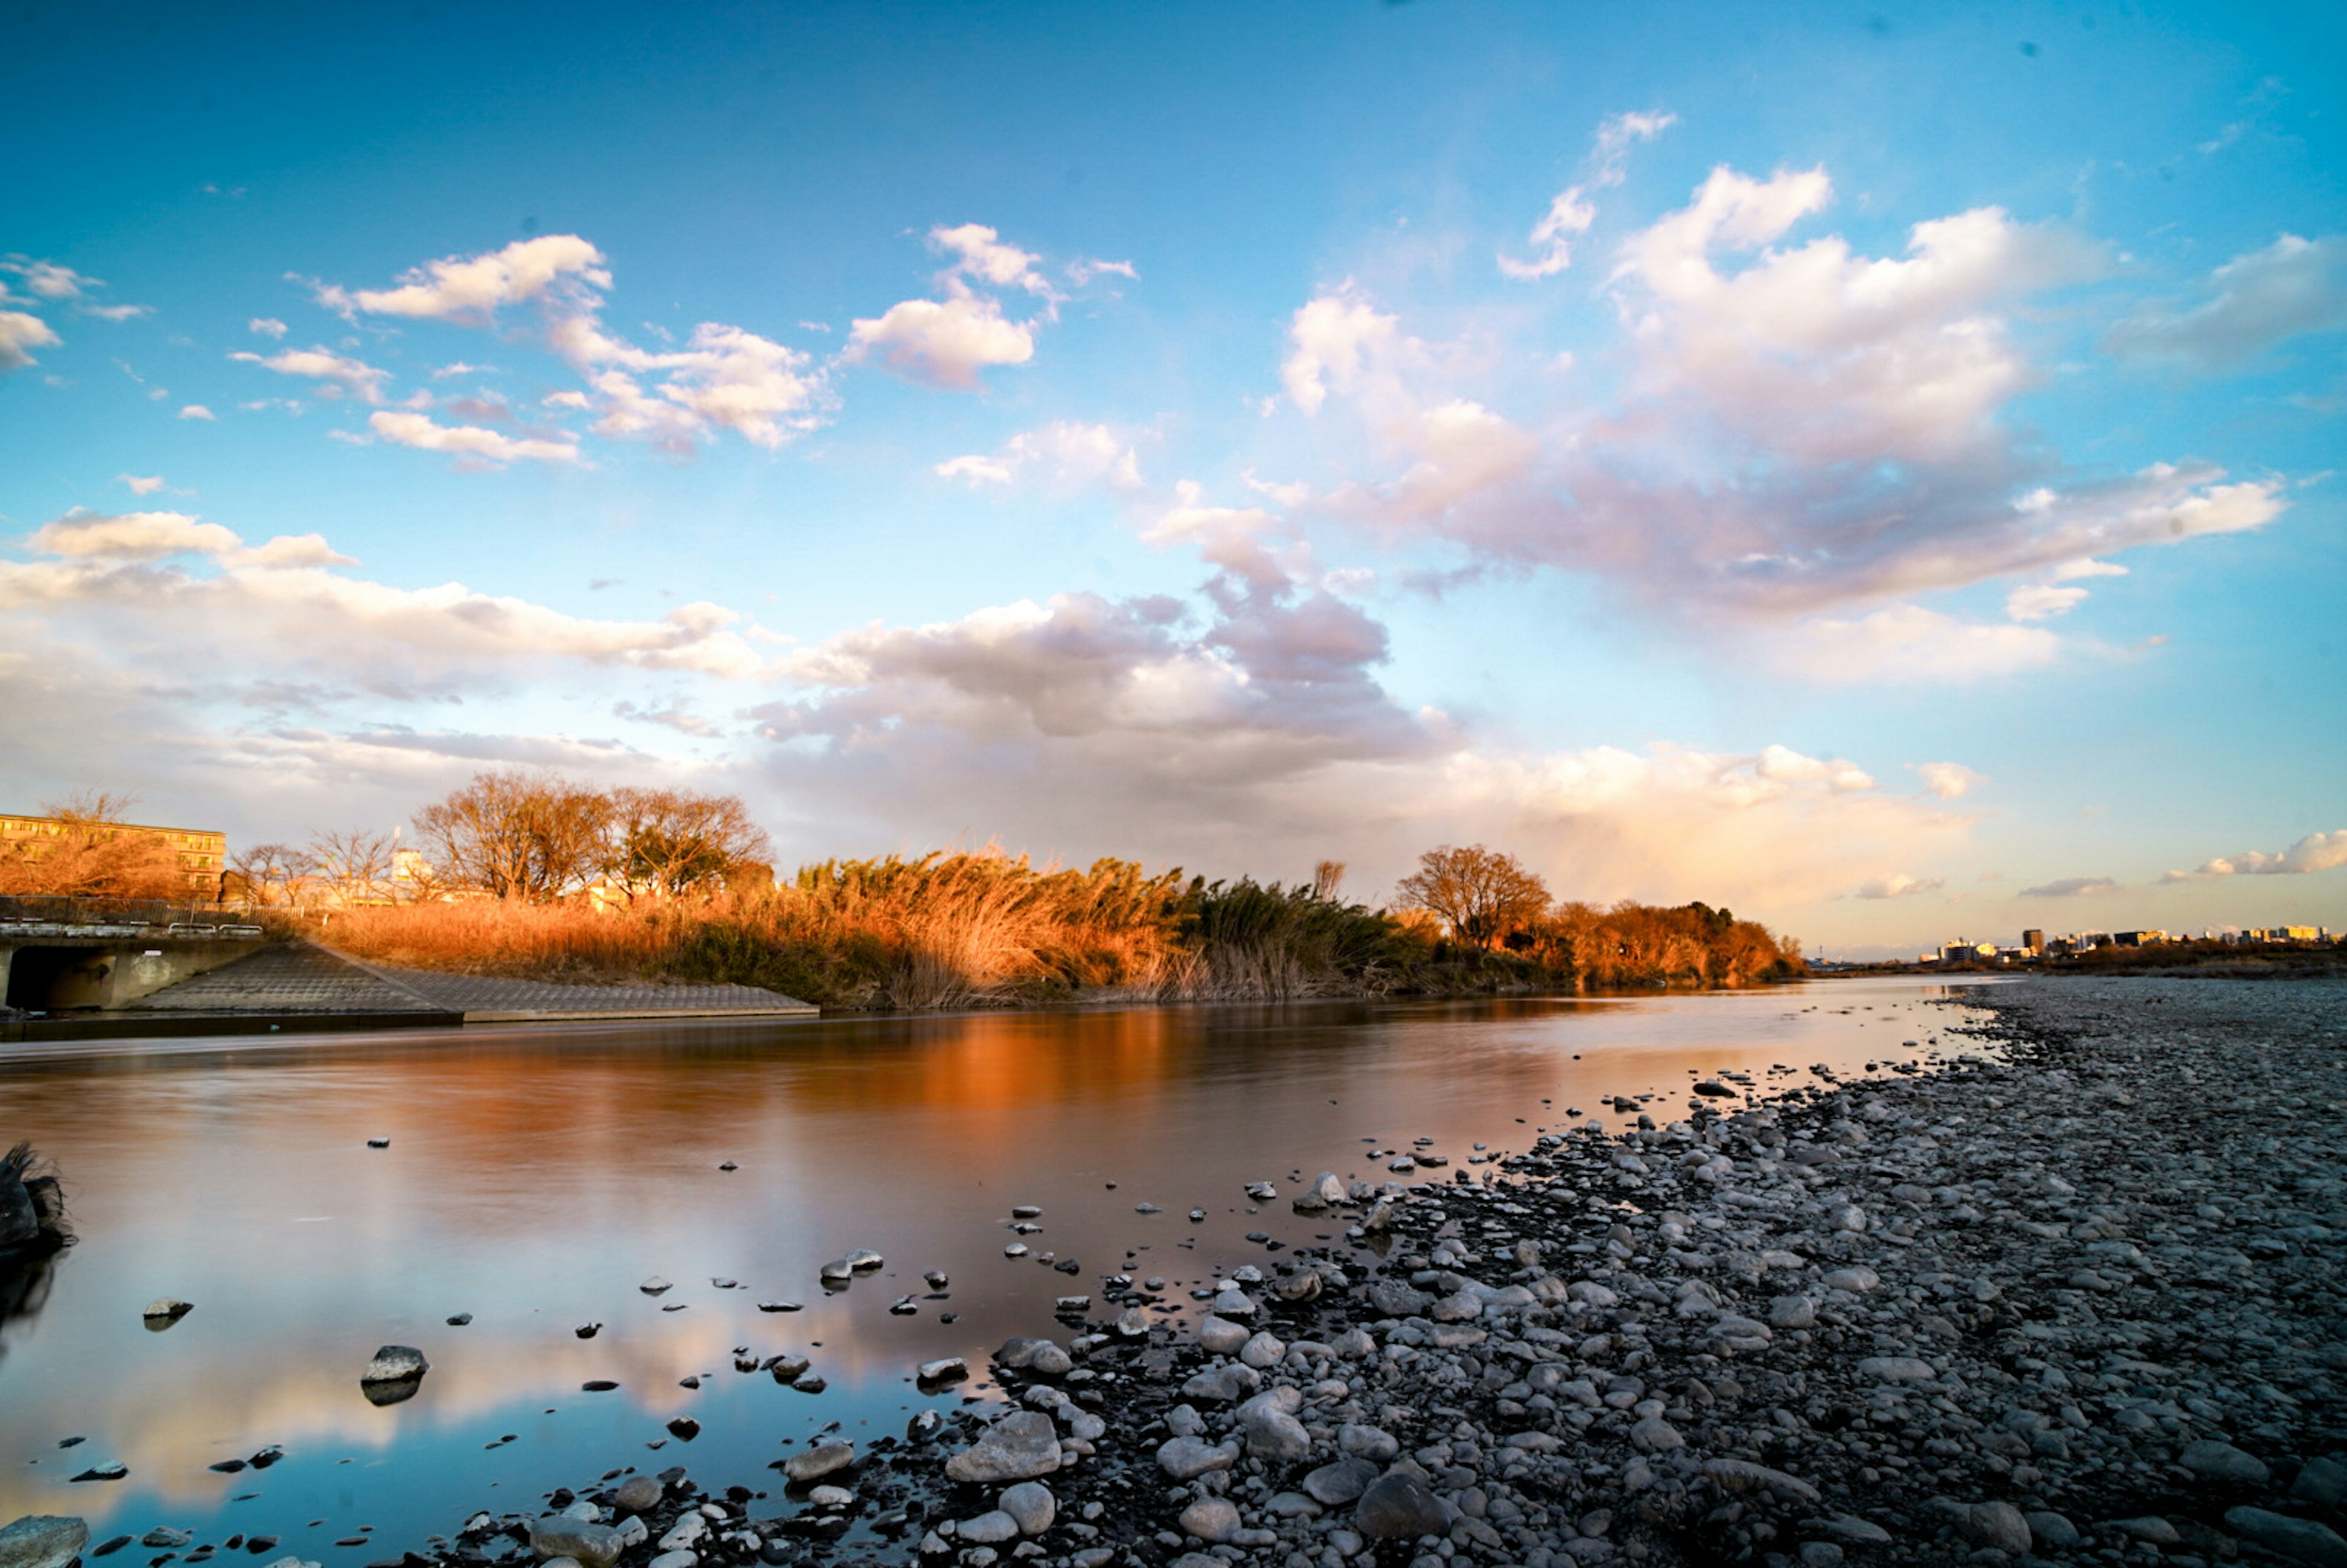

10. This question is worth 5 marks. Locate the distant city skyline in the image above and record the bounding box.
[3,1,2342,958]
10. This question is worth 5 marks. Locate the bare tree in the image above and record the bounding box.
[604,787,772,902]
[1393,844,1551,949]
[309,829,397,906]
[0,791,185,900]
[228,842,307,906]
[413,769,614,902]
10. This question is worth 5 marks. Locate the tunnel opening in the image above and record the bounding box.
[4,948,113,1011]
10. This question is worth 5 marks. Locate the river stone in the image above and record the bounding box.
[2180,1439,2271,1486]
[141,1299,193,1326]
[530,1517,623,1568]
[917,1358,968,1385]
[1856,1355,1934,1383]
[1629,1416,1685,1453]
[1767,1294,1816,1330]
[1339,1424,1400,1462]
[998,1482,1054,1536]
[955,1514,1018,1547]
[0,1516,90,1568]
[1238,1330,1286,1369]
[1240,1400,1310,1462]
[1960,1501,2031,1553]
[1156,1437,1240,1480]
[784,1442,854,1484]
[1195,1317,1249,1355]
[2025,1512,2082,1548]
[2296,1459,2347,1510]
[2107,1517,2181,1546]
[1355,1474,1449,1540]
[612,1476,663,1514]
[644,1553,692,1568]
[1822,1265,1879,1292]
[995,1338,1072,1377]
[1702,1459,1820,1503]
[1181,1364,1259,1403]
[361,1345,429,1383]
[2225,1507,2347,1567]
[1304,1459,1380,1505]
[1177,1498,1240,1545]
[945,1411,1062,1483]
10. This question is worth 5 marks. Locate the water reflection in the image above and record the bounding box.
[0,979,1998,1547]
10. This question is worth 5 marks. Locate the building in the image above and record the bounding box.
[2113,930,2169,947]
[2022,928,2044,956]
[0,811,226,901]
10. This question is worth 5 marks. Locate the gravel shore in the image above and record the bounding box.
[23,975,2345,1568]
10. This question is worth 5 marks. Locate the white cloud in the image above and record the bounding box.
[2,259,95,300]
[2019,875,2118,898]
[231,346,392,403]
[2195,829,2347,877]
[1282,287,1400,415]
[576,323,823,450]
[320,233,610,321]
[846,292,1034,390]
[930,224,1052,296]
[1066,258,1138,285]
[2005,582,2089,620]
[1498,109,1674,280]
[249,317,289,339]
[177,404,216,420]
[0,310,61,372]
[2107,233,2347,370]
[935,422,1142,489]
[368,411,581,466]
[23,508,355,568]
[1855,872,1944,899]
[1143,485,1288,584]
[1911,761,1986,800]
[1754,743,1875,793]
[1774,605,2063,683]
[117,474,167,496]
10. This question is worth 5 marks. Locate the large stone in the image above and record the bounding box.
[1702,1459,1820,1504]
[2224,1508,2347,1568]
[997,1482,1054,1536]
[530,1517,624,1568]
[1958,1501,2031,1555]
[784,1442,854,1484]
[1194,1317,1249,1355]
[361,1345,429,1383]
[954,1514,1018,1546]
[1177,1498,1241,1545]
[0,1515,90,1568]
[994,1338,1073,1377]
[1303,1459,1380,1506]
[1240,1401,1311,1462]
[612,1476,663,1514]
[1856,1356,1934,1383]
[1180,1363,1259,1404]
[944,1411,1062,1484]
[1238,1331,1287,1369]
[2180,1440,2271,1486]
[1629,1416,1684,1453]
[1156,1437,1240,1481]
[1355,1474,1449,1541]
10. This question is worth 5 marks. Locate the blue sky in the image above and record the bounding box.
[4,0,2342,955]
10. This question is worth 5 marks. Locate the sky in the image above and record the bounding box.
[3,0,2343,958]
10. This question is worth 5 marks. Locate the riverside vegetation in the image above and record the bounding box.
[188,769,1798,1010]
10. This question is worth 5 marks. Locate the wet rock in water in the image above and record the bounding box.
[663,1417,698,1441]
[445,1313,472,1327]
[1354,1474,1449,1540]
[779,1436,854,1493]
[818,1258,853,1282]
[943,1410,1061,1484]
[638,1277,671,1295]
[765,1354,811,1383]
[575,1322,601,1339]
[755,1302,801,1314]
[141,1298,194,1327]
[612,1476,663,1514]
[581,1380,619,1393]
[141,1531,193,1550]
[0,1515,92,1568]
[2225,1507,2347,1567]
[994,1337,1071,1377]
[1010,1206,1042,1219]
[906,1409,943,1444]
[792,1375,827,1394]
[365,1138,389,1149]
[916,1357,968,1385]
[1002,1244,1027,1259]
[359,1346,429,1405]
[709,1277,736,1289]
[889,1294,919,1314]
[1187,1208,1207,1222]
[844,1249,884,1271]
[997,1482,1054,1537]
[2179,1438,2271,1486]
[66,1464,125,1484]
[1243,1181,1277,1201]
[529,1517,623,1568]
[923,1270,949,1289]
[1694,1080,1736,1097]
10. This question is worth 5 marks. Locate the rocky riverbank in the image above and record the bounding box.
[13,976,2344,1568]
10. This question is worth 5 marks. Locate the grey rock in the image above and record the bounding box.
[1960,1501,2030,1553]
[1156,1437,1240,1481]
[140,1298,193,1325]
[2180,1438,2271,1486]
[997,1482,1054,1536]
[945,1411,1062,1483]
[2105,1516,2180,1546]
[1629,1416,1684,1453]
[1303,1459,1380,1505]
[916,1358,968,1385]
[784,1442,854,1484]
[142,1530,193,1550]
[1338,1424,1400,1462]
[1701,1459,1819,1503]
[2225,1507,2347,1567]
[0,1517,91,1568]
[2294,1457,2347,1511]
[1177,1498,1241,1545]
[1238,1330,1286,1369]
[1194,1317,1249,1355]
[1818,1516,1892,1545]
[1239,1399,1311,1463]
[1766,1294,1816,1330]
[2024,1512,2081,1548]
[361,1344,429,1383]
[1354,1473,1449,1541]
[994,1338,1072,1377]
[955,1514,1019,1547]
[1180,1363,1259,1403]
[529,1517,624,1568]
[1854,1355,1933,1383]
[612,1475,663,1514]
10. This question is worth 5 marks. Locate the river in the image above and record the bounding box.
[0,976,1997,1556]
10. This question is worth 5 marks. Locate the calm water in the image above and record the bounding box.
[0,978,1996,1552]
